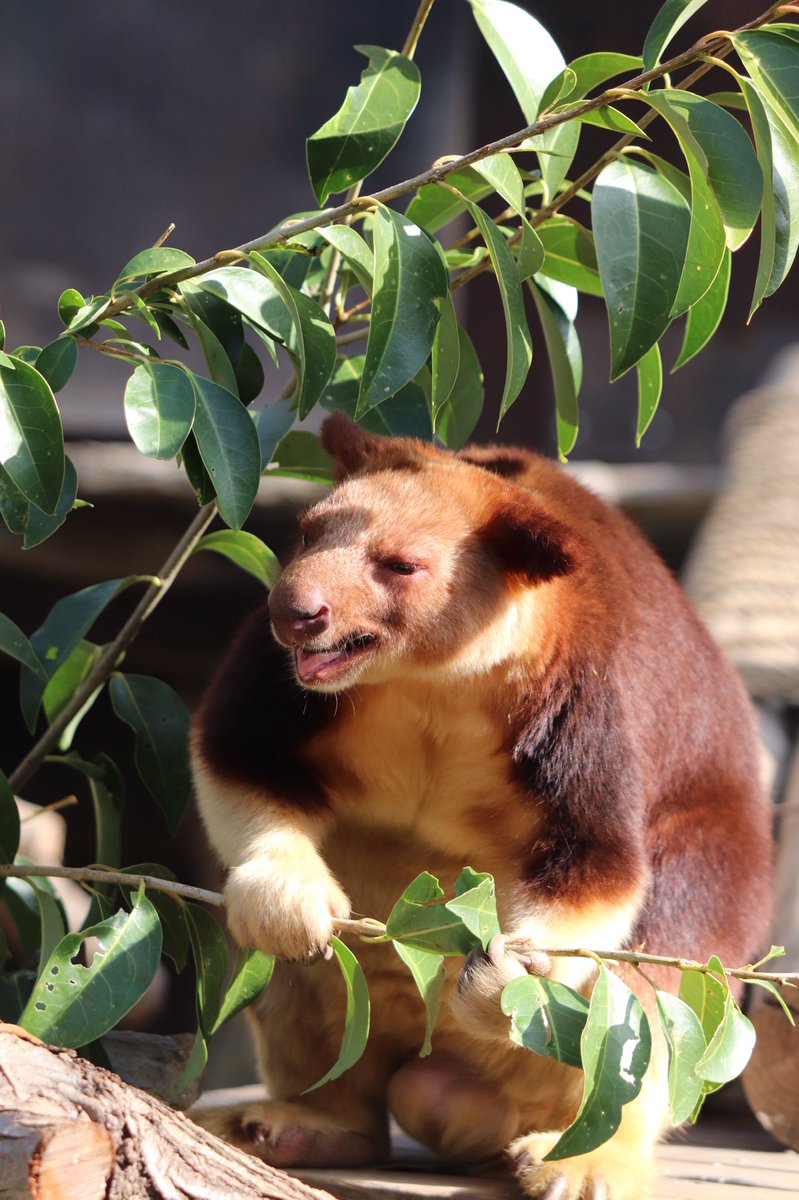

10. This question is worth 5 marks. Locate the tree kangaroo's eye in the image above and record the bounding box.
[387,561,418,575]
[301,532,312,548]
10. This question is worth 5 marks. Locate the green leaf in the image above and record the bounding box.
[739,76,799,315]
[546,963,651,1160]
[249,252,337,419]
[459,198,533,423]
[537,217,603,297]
[528,278,582,460]
[211,948,275,1035]
[0,972,35,1022]
[180,432,216,506]
[541,53,643,111]
[108,673,191,833]
[123,362,196,460]
[673,248,731,370]
[405,170,494,233]
[65,296,109,334]
[0,768,19,867]
[306,937,371,1090]
[189,372,261,530]
[306,45,421,204]
[385,872,479,957]
[748,977,797,1024]
[35,339,79,394]
[358,207,448,413]
[269,431,336,484]
[444,874,501,950]
[393,941,445,1057]
[89,754,124,870]
[643,1,711,70]
[192,316,240,395]
[235,343,265,406]
[122,863,188,971]
[42,639,104,749]
[502,975,589,1066]
[186,902,230,1036]
[470,154,544,279]
[694,990,756,1084]
[321,358,434,442]
[734,30,799,143]
[3,878,42,965]
[179,281,244,368]
[0,358,65,514]
[117,247,195,282]
[470,0,579,199]
[28,876,67,972]
[0,611,45,677]
[656,990,707,1124]
[22,456,80,550]
[19,577,134,734]
[430,294,461,421]
[636,343,663,447]
[252,399,296,472]
[435,324,485,450]
[318,225,374,294]
[195,530,280,588]
[592,158,690,378]
[20,888,162,1048]
[679,963,727,1043]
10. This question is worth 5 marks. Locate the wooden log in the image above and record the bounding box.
[0,1025,334,1200]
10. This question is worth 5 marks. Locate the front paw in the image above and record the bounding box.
[224,859,350,961]
[450,935,552,1040]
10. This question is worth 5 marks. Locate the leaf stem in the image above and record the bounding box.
[402,0,437,59]
[8,501,218,794]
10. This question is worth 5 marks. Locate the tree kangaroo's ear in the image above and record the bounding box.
[321,411,434,480]
[458,445,531,480]
[480,492,586,582]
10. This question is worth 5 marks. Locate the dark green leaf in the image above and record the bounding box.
[108,673,191,833]
[643,1,711,70]
[3,878,42,965]
[20,888,162,1048]
[0,768,19,866]
[321,358,434,441]
[35,339,79,394]
[249,252,337,419]
[393,942,445,1057]
[0,462,27,534]
[435,324,485,450]
[592,158,690,378]
[186,902,230,1036]
[268,431,336,483]
[12,347,42,364]
[694,990,756,1084]
[179,281,244,368]
[385,872,479,957]
[306,45,421,204]
[0,358,65,514]
[19,577,134,734]
[546,963,651,1159]
[189,373,261,530]
[470,154,544,278]
[193,317,240,395]
[358,207,448,413]
[502,975,589,1066]
[90,754,124,870]
[195,530,280,588]
[734,30,799,143]
[211,948,275,1035]
[0,611,45,677]
[537,217,603,297]
[430,294,461,421]
[656,990,707,1124]
[0,971,35,1022]
[673,249,731,370]
[406,170,494,233]
[122,863,188,971]
[117,247,195,283]
[180,432,216,506]
[636,343,663,446]
[460,197,533,422]
[528,278,582,460]
[470,0,579,199]
[65,297,109,334]
[306,937,370,1090]
[124,363,196,460]
[252,399,296,472]
[318,225,374,294]
[28,876,67,972]
[235,342,265,406]
[22,456,80,550]
[152,310,190,349]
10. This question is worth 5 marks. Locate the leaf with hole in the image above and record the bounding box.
[502,975,589,1066]
[109,673,191,833]
[20,888,162,1048]
[592,157,690,378]
[124,363,196,460]
[0,358,65,515]
[306,937,371,1090]
[195,530,280,588]
[306,45,421,204]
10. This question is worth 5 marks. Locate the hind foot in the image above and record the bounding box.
[191,1098,386,1167]
[509,1131,655,1200]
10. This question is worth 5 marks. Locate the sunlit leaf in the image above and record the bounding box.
[20,888,162,1048]
[42,639,103,749]
[109,673,191,833]
[195,530,280,588]
[35,338,78,394]
[124,362,196,460]
[211,948,275,1035]
[643,0,711,70]
[117,247,195,283]
[430,294,461,421]
[0,358,64,515]
[306,937,370,1090]
[734,30,799,143]
[386,871,478,957]
[445,872,501,950]
[673,249,731,370]
[537,216,603,297]
[636,342,662,446]
[502,975,589,1066]
[318,225,374,294]
[405,169,494,233]
[185,902,229,1036]
[694,990,756,1084]
[307,45,421,204]
[470,154,544,278]
[541,53,643,111]
[528,278,582,459]
[393,941,445,1057]
[189,372,261,529]
[656,990,707,1124]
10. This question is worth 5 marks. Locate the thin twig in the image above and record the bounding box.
[8,502,219,794]
[401,0,438,58]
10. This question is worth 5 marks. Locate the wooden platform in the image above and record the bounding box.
[197,1089,799,1199]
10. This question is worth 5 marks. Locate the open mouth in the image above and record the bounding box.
[295,632,378,685]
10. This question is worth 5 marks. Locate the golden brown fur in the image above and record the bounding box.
[191,413,772,1198]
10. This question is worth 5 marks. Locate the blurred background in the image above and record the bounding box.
[1,0,797,1091]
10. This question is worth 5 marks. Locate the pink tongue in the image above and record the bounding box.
[296,647,348,682]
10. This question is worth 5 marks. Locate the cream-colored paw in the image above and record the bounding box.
[450,934,551,1041]
[191,1099,385,1167]
[224,857,350,961]
[509,1131,655,1200]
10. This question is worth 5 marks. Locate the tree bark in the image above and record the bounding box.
[0,1024,334,1200]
